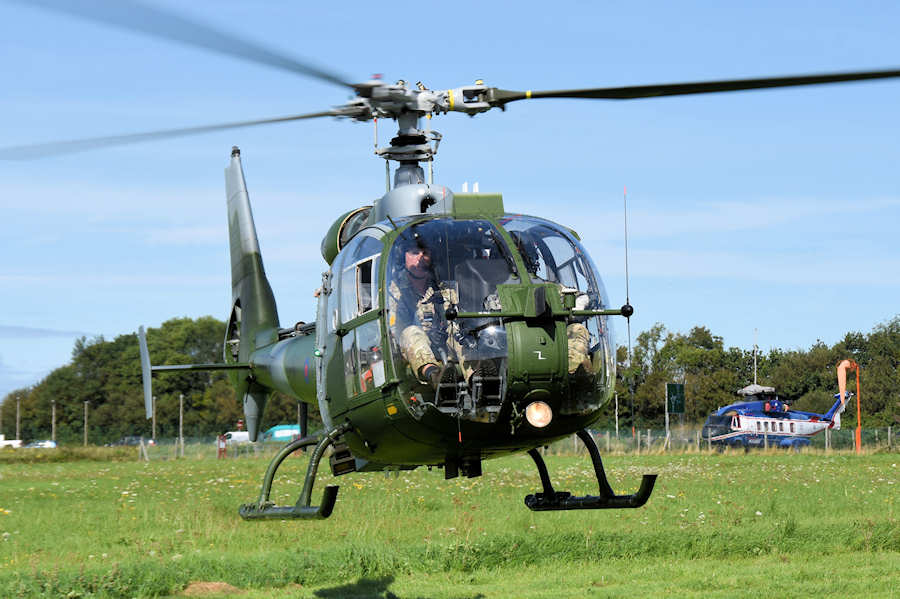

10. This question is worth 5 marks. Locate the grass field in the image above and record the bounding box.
[0,447,897,598]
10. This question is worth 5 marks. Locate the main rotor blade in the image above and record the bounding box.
[0,110,343,159]
[491,68,900,103]
[13,0,353,89]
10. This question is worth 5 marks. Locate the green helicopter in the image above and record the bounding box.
[7,0,900,520]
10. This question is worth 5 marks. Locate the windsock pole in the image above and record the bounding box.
[837,359,862,454]
[854,365,862,454]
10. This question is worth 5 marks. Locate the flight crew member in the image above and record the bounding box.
[387,239,462,386]
[510,231,594,375]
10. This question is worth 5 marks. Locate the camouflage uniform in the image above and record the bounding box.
[387,272,463,381]
[567,322,592,374]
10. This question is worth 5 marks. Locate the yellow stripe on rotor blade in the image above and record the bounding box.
[526,90,532,99]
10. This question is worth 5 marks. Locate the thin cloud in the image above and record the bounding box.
[0,273,224,286]
[628,247,900,286]
[143,224,223,245]
[0,325,93,339]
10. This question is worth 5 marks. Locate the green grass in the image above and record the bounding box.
[0,449,896,598]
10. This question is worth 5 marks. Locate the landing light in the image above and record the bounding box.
[525,401,552,428]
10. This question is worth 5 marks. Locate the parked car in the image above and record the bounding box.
[24,440,57,449]
[0,435,22,449]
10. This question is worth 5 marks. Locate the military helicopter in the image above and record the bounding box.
[6,1,900,520]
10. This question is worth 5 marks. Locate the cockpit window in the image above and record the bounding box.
[500,217,603,298]
[339,234,383,323]
[500,215,616,411]
[384,219,516,423]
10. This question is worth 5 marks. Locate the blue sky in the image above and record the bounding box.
[1,0,898,399]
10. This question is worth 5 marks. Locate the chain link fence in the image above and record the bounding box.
[544,425,898,455]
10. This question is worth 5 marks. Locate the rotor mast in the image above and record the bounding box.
[372,94,443,189]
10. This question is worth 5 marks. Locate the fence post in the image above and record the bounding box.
[646,429,651,451]
[605,431,610,452]
[825,428,830,452]
[764,433,768,449]
[889,426,892,448]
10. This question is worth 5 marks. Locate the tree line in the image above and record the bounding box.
[1,315,897,443]
[607,316,899,429]
[0,317,319,445]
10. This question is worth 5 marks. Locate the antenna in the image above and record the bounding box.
[753,328,758,385]
[623,186,635,433]
[624,186,631,310]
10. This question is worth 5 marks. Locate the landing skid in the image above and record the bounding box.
[524,429,657,511]
[239,423,349,520]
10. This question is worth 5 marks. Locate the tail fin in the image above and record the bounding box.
[825,391,851,428]
[138,325,152,419]
[225,147,279,441]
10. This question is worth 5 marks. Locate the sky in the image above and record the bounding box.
[1,0,898,400]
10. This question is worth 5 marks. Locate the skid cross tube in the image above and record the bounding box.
[239,423,350,520]
[524,429,657,511]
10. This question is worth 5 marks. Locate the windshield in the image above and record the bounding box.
[385,218,517,422]
[500,215,616,413]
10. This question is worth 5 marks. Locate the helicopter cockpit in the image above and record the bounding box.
[386,218,516,422]
[382,214,615,427]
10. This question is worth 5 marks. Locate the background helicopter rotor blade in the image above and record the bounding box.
[0,110,345,159]
[13,0,354,89]
[489,68,900,104]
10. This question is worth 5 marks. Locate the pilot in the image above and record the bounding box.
[387,237,460,386]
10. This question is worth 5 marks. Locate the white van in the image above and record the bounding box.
[224,431,250,445]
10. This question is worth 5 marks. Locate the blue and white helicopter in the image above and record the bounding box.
[701,383,851,449]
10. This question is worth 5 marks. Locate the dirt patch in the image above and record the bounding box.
[181,581,244,596]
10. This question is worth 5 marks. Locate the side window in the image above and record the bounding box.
[341,265,358,323]
[357,257,378,313]
[341,255,379,323]
[356,320,384,393]
[338,233,383,324]
[756,421,761,431]
[344,320,383,397]
[343,333,357,397]
[790,422,795,433]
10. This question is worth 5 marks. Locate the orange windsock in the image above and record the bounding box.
[836,359,858,406]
